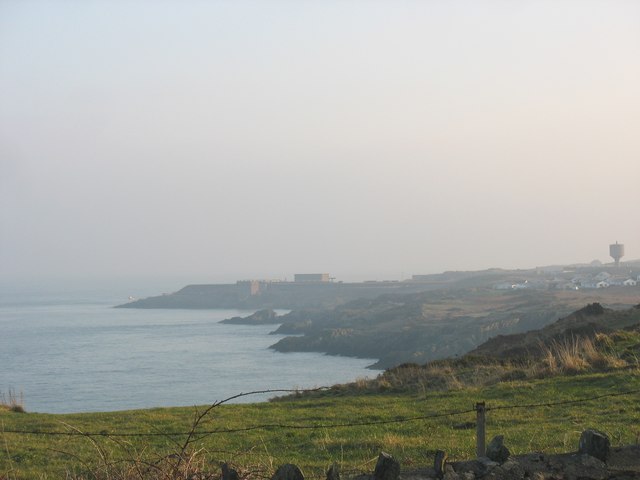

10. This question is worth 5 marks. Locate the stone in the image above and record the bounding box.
[578,429,610,462]
[272,464,304,480]
[326,463,340,480]
[500,460,525,479]
[453,460,487,477]
[562,454,607,479]
[486,435,510,463]
[434,450,447,478]
[478,457,499,469]
[373,452,400,480]
[443,465,460,480]
[580,453,607,470]
[222,463,240,480]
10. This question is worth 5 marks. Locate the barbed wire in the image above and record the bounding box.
[485,388,640,411]
[1,386,638,438]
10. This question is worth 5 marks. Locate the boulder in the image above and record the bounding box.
[486,436,510,464]
[272,464,304,480]
[579,429,610,462]
[326,463,340,480]
[373,452,400,480]
[562,454,608,479]
[442,464,460,480]
[222,463,240,480]
[434,450,447,478]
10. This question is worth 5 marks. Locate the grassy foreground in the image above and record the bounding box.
[1,371,639,479]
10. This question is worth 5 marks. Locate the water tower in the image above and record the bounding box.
[609,242,624,267]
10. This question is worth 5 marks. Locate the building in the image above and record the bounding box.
[294,273,331,283]
[236,280,263,296]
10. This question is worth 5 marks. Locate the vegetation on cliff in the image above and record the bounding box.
[268,288,640,369]
[287,303,640,398]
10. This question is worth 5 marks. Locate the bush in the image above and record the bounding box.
[0,389,25,413]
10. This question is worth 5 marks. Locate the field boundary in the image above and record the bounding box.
[2,387,639,438]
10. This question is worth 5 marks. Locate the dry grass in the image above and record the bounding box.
[305,330,639,400]
[64,448,219,480]
[0,390,25,413]
[541,335,626,375]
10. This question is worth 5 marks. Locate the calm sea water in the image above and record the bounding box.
[0,284,376,413]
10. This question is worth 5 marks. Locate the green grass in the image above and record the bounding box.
[1,371,639,479]
[314,328,640,397]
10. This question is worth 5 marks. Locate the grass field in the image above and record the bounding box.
[2,370,639,479]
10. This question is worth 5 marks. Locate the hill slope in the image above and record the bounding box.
[266,288,639,368]
[294,302,640,397]
[470,302,640,359]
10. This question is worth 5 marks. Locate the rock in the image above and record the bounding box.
[453,460,487,477]
[434,450,447,478]
[326,463,340,480]
[272,464,304,480]
[481,460,526,480]
[580,453,608,470]
[222,309,279,325]
[373,452,400,480]
[500,460,525,479]
[563,454,608,479]
[222,463,240,480]
[443,465,460,480]
[579,429,610,462]
[486,435,510,463]
[609,444,640,471]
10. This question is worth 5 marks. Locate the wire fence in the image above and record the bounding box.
[2,387,639,439]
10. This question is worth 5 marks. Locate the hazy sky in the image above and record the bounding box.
[1,1,639,284]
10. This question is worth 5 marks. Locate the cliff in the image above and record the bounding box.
[115,281,447,310]
[266,287,640,369]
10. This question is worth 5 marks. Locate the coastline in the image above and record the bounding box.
[0,300,376,414]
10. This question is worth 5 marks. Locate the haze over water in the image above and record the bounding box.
[0,284,375,414]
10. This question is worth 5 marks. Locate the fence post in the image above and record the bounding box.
[475,402,486,458]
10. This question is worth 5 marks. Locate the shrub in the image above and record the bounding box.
[0,389,25,413]
[541,335,626,375]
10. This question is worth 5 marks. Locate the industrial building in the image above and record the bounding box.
[294,273,331,283]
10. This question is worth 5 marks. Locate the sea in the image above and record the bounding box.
[0,280,376,414]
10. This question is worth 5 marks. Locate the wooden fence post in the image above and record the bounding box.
[475,402,486,458]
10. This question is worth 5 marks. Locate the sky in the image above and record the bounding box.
[1,0,639,286]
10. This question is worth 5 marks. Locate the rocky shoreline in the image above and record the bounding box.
[220,288,640,370]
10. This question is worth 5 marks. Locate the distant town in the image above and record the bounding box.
[119,243,638,310]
